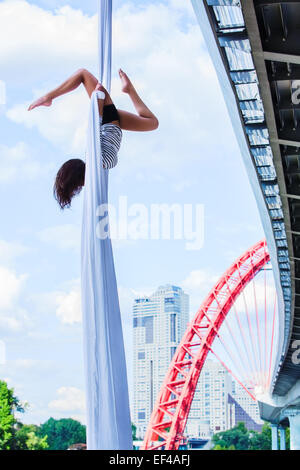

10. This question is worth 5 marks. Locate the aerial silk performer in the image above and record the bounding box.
[28,0,158,449]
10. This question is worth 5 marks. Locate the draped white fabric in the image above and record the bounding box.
[81,0,132,450]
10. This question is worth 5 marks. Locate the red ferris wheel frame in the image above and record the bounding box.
[141,240,270,450]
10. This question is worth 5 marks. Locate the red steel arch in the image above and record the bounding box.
[141,240,270,450]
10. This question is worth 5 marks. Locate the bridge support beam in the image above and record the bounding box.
[288,413,300,450]
[279,426,286,450]
[271,424,278,450]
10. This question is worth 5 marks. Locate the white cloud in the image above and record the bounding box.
[169,0,195,15]
[181,267,277,330]
[234,277,277,314]
[30,279,81,325]
[0,316,23,332]
[0,142,49,182]
[13,358,40,369]
[0,243,30,332]
[55,285,82,325]
[4,0,233,169]
[0,266,26,310]
[38,224,81,251]
[182,269,217,292]
[48,386,85,413]
[0,239,28,265]
[0,1,97,83]
[52,281,154,326]
[1,0,96,152]
[7,91,89,154]
[172,179,193,193]
[181,269,218,315]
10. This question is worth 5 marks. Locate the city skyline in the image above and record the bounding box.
[132,283,262,442]
[0,0,266,427]
[132,284,189,438]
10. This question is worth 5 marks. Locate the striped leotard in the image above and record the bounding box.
[100,120,123,169]
[100,102,123,170]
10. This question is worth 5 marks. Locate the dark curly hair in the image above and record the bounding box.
[53,159,85,209]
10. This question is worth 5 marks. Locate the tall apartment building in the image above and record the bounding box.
[231,381,263,426]
[132,284,189,439]
[186,360,233,437]
[228,394,262,433]
[186,360,262,438]
[132,286,262,440]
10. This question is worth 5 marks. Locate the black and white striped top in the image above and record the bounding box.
[100,121,123,169]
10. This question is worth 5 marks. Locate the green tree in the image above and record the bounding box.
[286,427,290,450]
[12,424,48,450]
[132,423,137,441]
[213,444,224,450]
[249,423,272,450]
[38,418,86,450]
[213,444,235,450]
[212,422,250,450]
[0,381,24,450]
[212,422,290,451]
[26,431,48,450]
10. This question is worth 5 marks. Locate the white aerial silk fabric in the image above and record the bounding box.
[81,0,132,450]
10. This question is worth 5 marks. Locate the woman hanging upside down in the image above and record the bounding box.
[28,68,159,209]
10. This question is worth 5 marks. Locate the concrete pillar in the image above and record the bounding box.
[288,413,300,450]
[271,424,278,450]
[279,426,286,450]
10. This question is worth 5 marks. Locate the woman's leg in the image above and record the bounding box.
[117,69,159,132]
[28,68,158,131]
[28,69,113,112]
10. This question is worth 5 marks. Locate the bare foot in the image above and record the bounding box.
[28,95,52,111]
[119,69,134,94]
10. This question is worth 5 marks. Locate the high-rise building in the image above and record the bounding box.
[132,284,189,439]
[186,360,262,438]
[228,394,262,433]
[231,381,263,426]
[186,360,233,437]
[132,286,262,441]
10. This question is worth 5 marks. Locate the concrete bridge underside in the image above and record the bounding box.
[192,0,300,448]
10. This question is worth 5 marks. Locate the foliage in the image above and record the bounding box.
[38,417,86,450]
[0,381,88,450]
[132,422,137,441]
[286,427,290,449]
[12,424,48,450]
[214,444,236,450]
[0,381,24,450]
[249,423,271,450]
[212,422,250,450]
[212,422,290,450]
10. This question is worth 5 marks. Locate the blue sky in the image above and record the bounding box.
[0,0,267,425]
